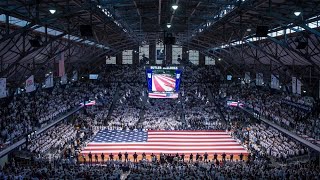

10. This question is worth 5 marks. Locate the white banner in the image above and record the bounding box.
[25,75,36,93]
[292,77,297,94]
[0,78,6,98]
[61,73,67,85]
[72,70,78,81]
[271,74,280,89]
[45,74,54,88]
[244,72,250,83]
[256,73,263,86]
[297,79,301,95]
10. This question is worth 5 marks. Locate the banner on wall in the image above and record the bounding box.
[292,77,297,94]
[256,73,263,86]
[0,78,6,98]
[45,74,54,88]
[58,51,65,77]
[271,74,280,89]
[244,72,250,83]
[25,75,36,93]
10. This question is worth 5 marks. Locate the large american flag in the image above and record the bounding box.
[81,130,248,156]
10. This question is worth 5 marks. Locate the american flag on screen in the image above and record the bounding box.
[152,74,176,92]
[80,130,248,155]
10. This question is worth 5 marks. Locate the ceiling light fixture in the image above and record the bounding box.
[172,4,178,10]
[167,23,171,28]
[294,11,301,16]
[49,9,56,14]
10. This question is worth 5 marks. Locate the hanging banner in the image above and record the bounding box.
[297,79,302,95]
[244,72,250,83]
[61,73,67,85]
[45,74,54,88]
[58,51,65,77]
[72,70,78,81]
[25,75,36,93]
[271,74,280,89]
[0,78,6,98]
[292,77,297,94]
[256,73,263,86]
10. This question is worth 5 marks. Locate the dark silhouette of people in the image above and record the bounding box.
[181,153,185,162]
[196,153,200,161]
[230,154,233,161]
[94,154,98,163]
[124,152,129,162]
[109,153,114,161]
[213,153,218,161]
[118,152,122,161]
[101,153,105,163]
[83,154,86,164]
[142,152,146,160]
[204,152,208,162]
[247,153,251,162]
[133,152,138,162]
[222,152,226,161]
[176,153,179,158]
[88,152,92,164]
[239,153,244,161]
[189,153,193,162]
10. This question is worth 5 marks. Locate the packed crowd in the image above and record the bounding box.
[247,123,307,160]
[182,83,224,130]
[1,153,319,179]
[143,98,183,130]
[109,83,144,130]
[224,85,320,144]
[1,65,319,179]
[222,104,309,162]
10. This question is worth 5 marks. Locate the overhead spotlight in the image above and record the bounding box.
[49,9,56,14]
[167,23,171,28]
[247,28,252,32]
[172,4,178,10]
[218,58,221,61]
[294,11,301,16]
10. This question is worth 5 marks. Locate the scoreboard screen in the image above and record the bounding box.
[146,66,182,99]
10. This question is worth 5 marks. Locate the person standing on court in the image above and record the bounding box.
[118,152,122,161]
[124,152,129,162]
[133,152,138,162]
[88,152,92,164]
[204,152,208,162]
[101,153,105,163]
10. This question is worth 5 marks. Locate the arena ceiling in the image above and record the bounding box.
[0,0,320,88]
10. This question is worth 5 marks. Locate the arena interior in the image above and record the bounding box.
[1,0,320,179]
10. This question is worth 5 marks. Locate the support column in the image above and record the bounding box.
[166,44,172,65]
[149,42,156,65]
[182,46,189,61]
[116,53,122,65]
[199,52,205,66]
[132,46,139,65]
